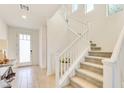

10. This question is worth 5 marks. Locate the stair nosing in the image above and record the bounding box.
[88,51,112,53]
[81,62,103,69]
[91,46,101,48]
[85,56,107,59]
[70,76,98,88]
[76,68,103,82]
[91,46,100,47]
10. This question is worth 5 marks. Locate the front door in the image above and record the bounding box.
[17,33,32,66]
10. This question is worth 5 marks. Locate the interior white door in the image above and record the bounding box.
[17,33,32,66]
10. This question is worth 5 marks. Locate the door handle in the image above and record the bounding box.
[30,50,32,53]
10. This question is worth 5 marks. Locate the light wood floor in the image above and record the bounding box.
[11,66,55,88]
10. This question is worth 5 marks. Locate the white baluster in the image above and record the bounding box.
[60,56,63,77]
[69,50,72,67]
[63,54,66,75]
[56,55,60,87]
[65,53,67,72]
[67,51,70,70]
[73,47,75,63]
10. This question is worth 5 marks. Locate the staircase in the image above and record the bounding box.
[64,41,112,88]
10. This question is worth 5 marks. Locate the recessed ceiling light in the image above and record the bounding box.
[22,15,27,19]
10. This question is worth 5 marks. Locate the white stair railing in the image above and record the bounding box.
[103,26,124,88]
[56,31,89,87]
[55,6,90,87]
[56,7,89,87]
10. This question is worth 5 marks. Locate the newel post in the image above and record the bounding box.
[103,59,117,88]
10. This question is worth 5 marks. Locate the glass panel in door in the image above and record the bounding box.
[19,34,31,63]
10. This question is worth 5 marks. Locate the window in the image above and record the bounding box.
[107,4,124,16]
[72,4,78,13]
[85,4,94,14]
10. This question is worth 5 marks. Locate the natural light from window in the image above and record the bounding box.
[72,4,78,13]
[107,4,124,16]
[85,4,94,13]
[19,34,31,63]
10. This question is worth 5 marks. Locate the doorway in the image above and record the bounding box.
[18,33,32,66]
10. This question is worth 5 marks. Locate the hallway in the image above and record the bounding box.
[11,66,55,88]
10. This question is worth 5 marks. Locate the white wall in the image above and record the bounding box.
[66,4,124,51]
[0,19,8,40]
[0,18,8,59]
[39,24,47,69]
[8,26,39,66]
[39,26,42,68]
[105,9,124,51]
[47,9,77,75]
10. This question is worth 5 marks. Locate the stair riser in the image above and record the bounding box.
[85,57,103,65]
[91,49,101,51]
[70,80,82,88]
[76,71,103,87]
[80,64,103,75]
[90,44,96,47]
[91,47,101,51]
[88,52,112,58]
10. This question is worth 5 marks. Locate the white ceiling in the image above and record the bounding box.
[0,4,60,30]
